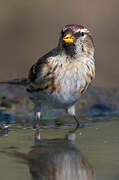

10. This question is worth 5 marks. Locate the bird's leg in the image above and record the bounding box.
[35,112,41,128]
[34,111,41,140]
[34,104,42,140]
[70,115,80,133]
[67,105,80,134]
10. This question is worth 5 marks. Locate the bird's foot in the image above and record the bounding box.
[69,115,80,133]
[66,132,76,141]
[0,122,8,136]
[34,123,41,140]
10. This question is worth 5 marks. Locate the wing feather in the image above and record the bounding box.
[27,49,58,93]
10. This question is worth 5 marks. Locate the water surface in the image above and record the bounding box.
[0,116,119,180]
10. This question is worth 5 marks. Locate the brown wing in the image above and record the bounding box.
[28,49,58,93]
[28,50,52,82]
[80,62,95,94]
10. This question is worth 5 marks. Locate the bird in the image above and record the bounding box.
[0,24,95,134]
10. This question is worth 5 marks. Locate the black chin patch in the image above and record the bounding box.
[63,42,76,57]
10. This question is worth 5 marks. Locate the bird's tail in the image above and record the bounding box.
[0,78,29,86]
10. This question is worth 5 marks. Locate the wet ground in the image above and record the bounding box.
[0,85,119,179]
[0,115,119,180]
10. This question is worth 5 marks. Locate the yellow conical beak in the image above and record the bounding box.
[63,34,75,43]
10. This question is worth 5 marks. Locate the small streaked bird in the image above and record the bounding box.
[0,24,95,133]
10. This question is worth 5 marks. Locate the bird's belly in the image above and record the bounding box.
[27,89,80,109]
[51,91,80,108]
[27,63,89,108]
[27,72,87,108]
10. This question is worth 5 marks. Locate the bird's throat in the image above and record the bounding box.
[63,43,76,57]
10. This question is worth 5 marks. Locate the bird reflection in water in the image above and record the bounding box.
[0,134,96,180]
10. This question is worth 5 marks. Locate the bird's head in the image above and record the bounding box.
[57,24,94,58]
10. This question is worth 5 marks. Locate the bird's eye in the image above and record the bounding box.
[80,32,85,36]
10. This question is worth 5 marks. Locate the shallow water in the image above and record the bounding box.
[0,116,119,180]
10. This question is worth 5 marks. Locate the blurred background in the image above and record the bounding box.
[0,0,118,88]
